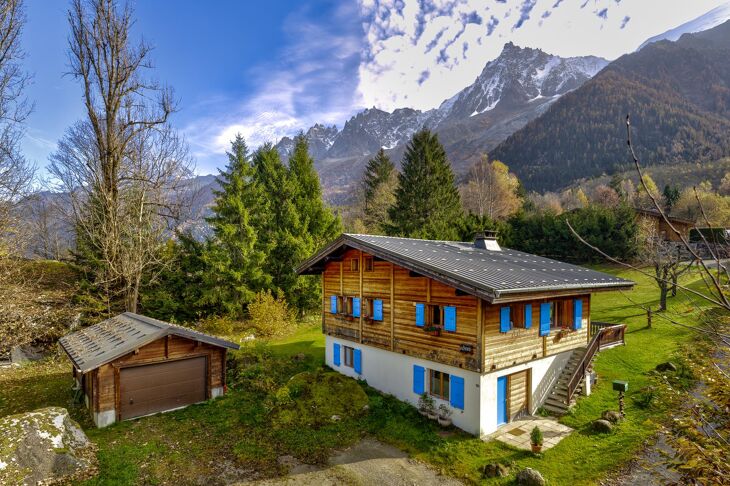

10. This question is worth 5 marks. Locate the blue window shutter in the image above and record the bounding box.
[524,304,532,329]
[333,343,341,366]
[413,365,425,394]
[444,306,457,332]
[353,297,361,318]
[573,299,583,330]
[499,306,511,333]
[373,299,383,321]
[353,349,362,374]
[415,303,425,327]
[540,303,551,336]
[330,295,338,314]
[450,375,465,410]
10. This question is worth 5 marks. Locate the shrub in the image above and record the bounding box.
[247,290,296,338]
[197,315,235,336]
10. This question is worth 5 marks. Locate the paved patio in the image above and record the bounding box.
[487,416,573,451]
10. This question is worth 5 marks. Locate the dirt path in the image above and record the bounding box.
[244,438,463,486]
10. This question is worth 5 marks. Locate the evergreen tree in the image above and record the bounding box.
[203,135,270,317]
[663,184,681,212]
[361,148,397,233]
[387,129,463,239]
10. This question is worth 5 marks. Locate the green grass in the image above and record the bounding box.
[0,266,711,485]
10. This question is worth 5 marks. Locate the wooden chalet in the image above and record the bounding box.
[298,232,633,435]
[59,312,239,427]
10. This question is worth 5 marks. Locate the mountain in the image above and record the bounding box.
[275,43,607,203]
[490,20,730,192]
[637,2,730,51]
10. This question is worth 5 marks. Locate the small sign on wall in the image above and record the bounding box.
[459,344,474,354]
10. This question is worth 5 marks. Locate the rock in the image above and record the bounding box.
[482,462,510,478]
[593,419,614,433]
[601,410,623,423]
[516,467,546,486]
[330,415,341,422]
[656,361,677,372]
[0,407,97,485]
[291,353,307,362]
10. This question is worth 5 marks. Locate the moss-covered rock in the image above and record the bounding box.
[0,407,97,485]
[270,371,369,428]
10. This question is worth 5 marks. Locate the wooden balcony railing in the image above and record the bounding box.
[566,323,627,404]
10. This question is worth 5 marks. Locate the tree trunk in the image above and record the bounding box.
[659,283,668,311]
[671,272,678,297]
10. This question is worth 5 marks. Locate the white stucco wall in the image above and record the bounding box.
[325,336,482,435]
[479,350,572,435]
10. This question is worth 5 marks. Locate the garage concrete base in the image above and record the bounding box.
[211,386,224,398]
[94,409,116,428]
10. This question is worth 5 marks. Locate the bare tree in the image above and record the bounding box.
[49,0,193,313]
[461,156,521,219]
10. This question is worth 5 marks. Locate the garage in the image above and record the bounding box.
[60,312,239,427]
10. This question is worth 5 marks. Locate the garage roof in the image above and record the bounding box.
[59,312,240,373]
[297,234,633,302]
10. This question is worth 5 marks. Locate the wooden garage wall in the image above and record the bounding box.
[322,247,592,374]
[91,336,226,415]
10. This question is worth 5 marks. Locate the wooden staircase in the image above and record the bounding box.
[542,323,628,415]
[542,348,589,415]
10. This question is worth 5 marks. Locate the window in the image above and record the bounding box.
[350,259,359,272]
[429,369,450,400]
[510,303,525,328]
[364,256,374,272]
[343,346,354,367]
[551,300,573,329]
[363,298,374,318]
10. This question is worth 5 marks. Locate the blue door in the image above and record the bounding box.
[497,376,508,425]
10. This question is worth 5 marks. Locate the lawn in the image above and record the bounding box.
[0,266,709,485]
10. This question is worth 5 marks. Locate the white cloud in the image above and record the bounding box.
[357,0,728,111]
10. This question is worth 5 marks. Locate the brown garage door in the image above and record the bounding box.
[120,356,207,420]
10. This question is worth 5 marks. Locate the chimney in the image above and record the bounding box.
[474,230,501,251]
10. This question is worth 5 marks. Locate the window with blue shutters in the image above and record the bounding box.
[499,306,511,333]
[450,375,465,410]
[413,365,425,394]
[415,303,425,327]
[573,299,583,330]
[373,299,383,321]
[352,297,361,318]
[443,306,456,332]
[353,349,362,374]
[333,343,341,366]
[330,295,338,314]
[524,304,532,329]
[539,302,551,336]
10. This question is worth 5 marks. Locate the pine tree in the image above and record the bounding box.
[361,148,397,233]
[387,129,463,239]
[203,135,270,317]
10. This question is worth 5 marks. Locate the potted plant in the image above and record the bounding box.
[424,325,441,337]
[417,393,432,417]
[530,426,543,454]
[437,404,453,427]
[427,400,439,420]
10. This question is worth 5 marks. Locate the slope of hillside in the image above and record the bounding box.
[490,20,730,191]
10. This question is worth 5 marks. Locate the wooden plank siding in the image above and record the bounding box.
[92,335,226,416]
[321,248,591,374]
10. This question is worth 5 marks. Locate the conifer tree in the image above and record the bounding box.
[361,148,397,233]
[203,135,269,317]
[387,129,463,240]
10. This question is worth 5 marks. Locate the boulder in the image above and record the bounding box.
[656,361,677,372]
[601,410,623,424]
[516,467,546,486]
[593,419,614,433]
[482,462,510,478]
[0,407,97,485]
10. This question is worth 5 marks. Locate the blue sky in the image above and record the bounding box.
[21,0,729,176]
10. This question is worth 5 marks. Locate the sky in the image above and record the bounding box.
[20,0,729,176]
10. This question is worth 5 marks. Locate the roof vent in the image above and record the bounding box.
[474,230,501,251]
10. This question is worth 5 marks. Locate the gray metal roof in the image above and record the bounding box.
[59,312,239,373]
[298,234,633,301]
